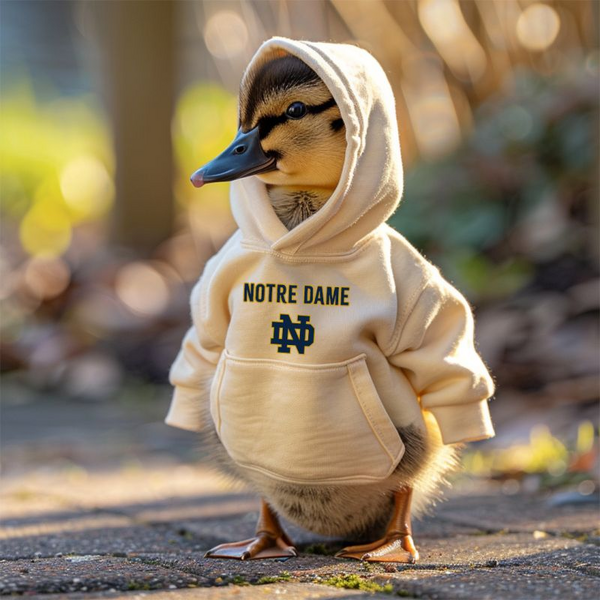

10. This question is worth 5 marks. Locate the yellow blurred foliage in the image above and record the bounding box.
[59,156,114,222]
[19,198,72,257]
[463,422,596,479]
[0,78,113,257]
[1,75,243,260]
[172,82,238,211]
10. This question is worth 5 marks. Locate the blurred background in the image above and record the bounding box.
[1,0,598,501]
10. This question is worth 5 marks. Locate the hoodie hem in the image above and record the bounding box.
[233,451,405,486]
[165,386,202,432]
[428,400,495,445]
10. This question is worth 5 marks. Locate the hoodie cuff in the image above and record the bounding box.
[428,400,495,445]
[165,386,202,432]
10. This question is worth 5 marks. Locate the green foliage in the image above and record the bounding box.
[320,573,394,593]
[0,77,238,258]
[126,581,152,591]
[256,571,292,584]
[172,82,238,211]
[463,421,597,484]
[389,67,598,303]
[0,78,113,256]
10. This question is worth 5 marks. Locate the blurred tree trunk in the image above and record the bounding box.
[94,0,175,253]
[591,0,599,267]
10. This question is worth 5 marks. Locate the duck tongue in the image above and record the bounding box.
[190,126,277,187]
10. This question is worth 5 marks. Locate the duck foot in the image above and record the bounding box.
[204,499,297,560]
[335,487,419,564]
[205,533,297,560]
[335,533,418,563]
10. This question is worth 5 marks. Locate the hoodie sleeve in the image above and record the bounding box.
[165,250,230,432]
[388,271,495,445]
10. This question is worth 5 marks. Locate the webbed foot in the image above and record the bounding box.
[205,532,297,560]
[335,532,418,563]
[204,499,297,561]
[335,487,419,564]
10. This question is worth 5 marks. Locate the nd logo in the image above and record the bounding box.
[271,314,315,354]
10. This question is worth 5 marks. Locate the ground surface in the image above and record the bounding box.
[1,392,599,599]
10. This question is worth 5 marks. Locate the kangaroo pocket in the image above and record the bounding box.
[210,351,405,484]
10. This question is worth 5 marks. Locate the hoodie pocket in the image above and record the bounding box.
[210,351,404,485]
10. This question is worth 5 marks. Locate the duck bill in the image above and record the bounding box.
[190,126,277,188]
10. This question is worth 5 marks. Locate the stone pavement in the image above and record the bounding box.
[1,463,599,599]
[1,393,599,598]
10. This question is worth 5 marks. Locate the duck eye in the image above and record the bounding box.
[286,102,307,119]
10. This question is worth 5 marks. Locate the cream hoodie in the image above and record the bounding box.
[166,37,495,486]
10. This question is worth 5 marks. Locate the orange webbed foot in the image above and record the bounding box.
[205,532,297,560]
[205,499,297,560]
[335,532,419,563]
[335,487,419,563]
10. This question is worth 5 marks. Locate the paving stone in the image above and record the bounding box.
[1,395,193,478]
[0,513,208,560]
[127,534,596,582]
[1,507,128,530]
[494,542,600,573]
[133,551,420,596]
[134,553,358,582]
[26,584,378,599]
[2,492,598,599]
[412,514,484,539]
[380,565,600,600]
[0,556,201,595]
[120,494,261,527]
[435,492,600,534]
[136,540,600,599]
[415,532,586,566]
[0,466,235,520]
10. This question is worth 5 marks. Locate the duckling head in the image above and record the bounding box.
[191,54,347,228]
[240,54,346,189]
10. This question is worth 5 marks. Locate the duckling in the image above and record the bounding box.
[191,53,345,230]
[172,38,495,563]
[187,52,457,562]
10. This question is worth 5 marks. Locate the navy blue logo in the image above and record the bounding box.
[271,314,314,354]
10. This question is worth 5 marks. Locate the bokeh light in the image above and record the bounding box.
[407,92,462,158]
[418,0,487,82]
[1,82,113,259]
[114,261,170,316]
[60,156,114,221]
[23,256,71,300]
[203,11,249,60]
[516,3,561,52]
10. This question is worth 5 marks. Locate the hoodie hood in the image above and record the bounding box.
[230,37,404,256]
